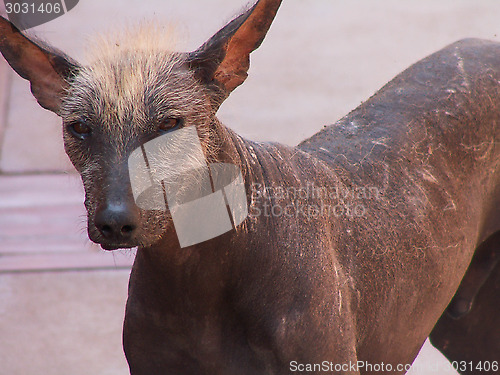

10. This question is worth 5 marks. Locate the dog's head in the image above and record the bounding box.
[0,0,281,250]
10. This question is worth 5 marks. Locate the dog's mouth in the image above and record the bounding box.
[87,226,140,251]
[99,242,136,251]
[88,223,166,251]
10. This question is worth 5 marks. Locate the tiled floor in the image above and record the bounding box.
[0,174,134,272]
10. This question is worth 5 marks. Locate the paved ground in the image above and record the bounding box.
[2,0,500,373]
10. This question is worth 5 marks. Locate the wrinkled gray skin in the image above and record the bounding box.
[1,1,499,373]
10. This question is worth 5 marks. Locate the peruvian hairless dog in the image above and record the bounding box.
[1,0,498,374]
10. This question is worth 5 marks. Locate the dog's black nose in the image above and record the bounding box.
[95,201,139,246]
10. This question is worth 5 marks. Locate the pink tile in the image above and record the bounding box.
[0,174,135,271]
[0,251,134,273]
[0,75,74,173]
[0,59,10,151]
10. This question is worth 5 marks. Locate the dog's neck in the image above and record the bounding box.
[133,117,331,271]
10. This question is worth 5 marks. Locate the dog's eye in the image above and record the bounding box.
[68,121,91,140]
[158,118,182,133]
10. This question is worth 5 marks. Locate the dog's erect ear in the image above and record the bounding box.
[187,0,282,106]
[0,16,79,113]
